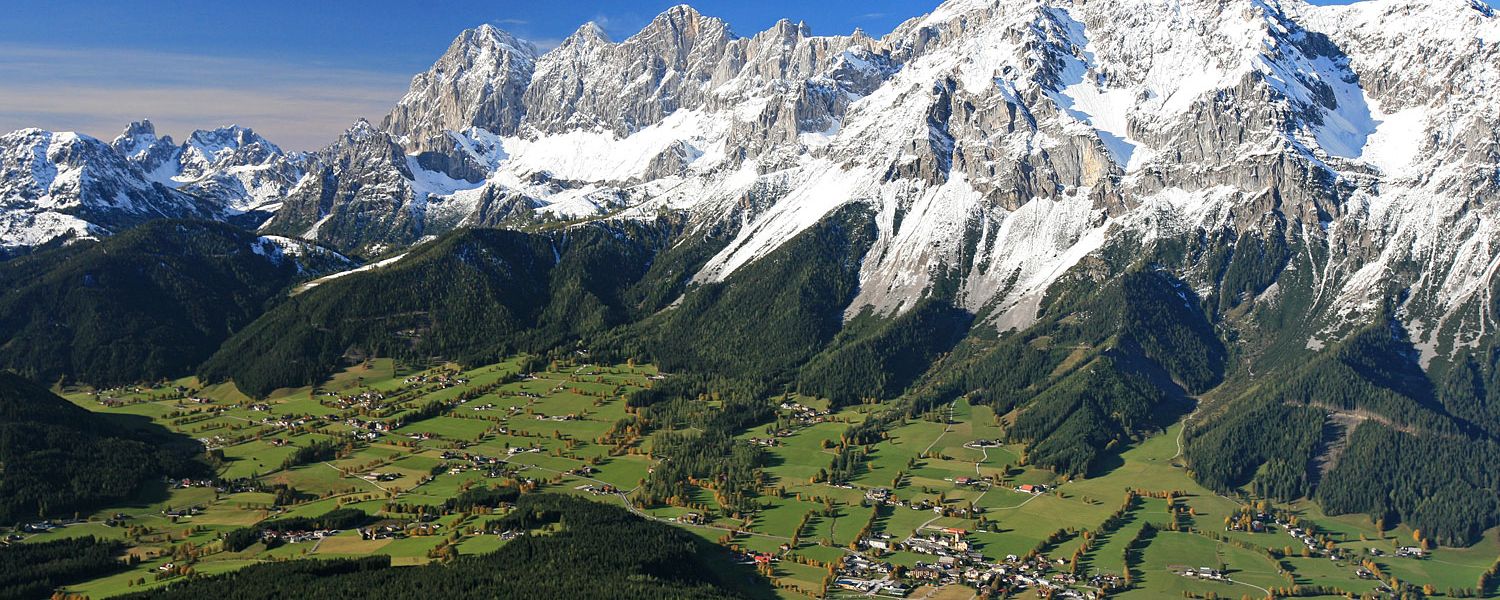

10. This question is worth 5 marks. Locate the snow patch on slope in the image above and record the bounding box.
[1358,102,1428,178]
[698,160,874,280]
[1050,8,1149,170]
[502,110,726,182]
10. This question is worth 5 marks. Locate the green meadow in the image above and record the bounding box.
[17,361,1493,599]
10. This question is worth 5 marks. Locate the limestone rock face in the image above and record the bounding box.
[522,7,752,137]
[260,120,423,254]
[253,0,1500,351]
[383,25,539,151]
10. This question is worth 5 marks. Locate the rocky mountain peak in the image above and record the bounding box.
[180,126,282,173]
[111,120,167,157]
[110,119,181,180]
[644,4,732,39]
[632,4,735,60]
[343,118,383,142]
[382,24,538,151]
[186,125,276,152]
[8,0,1494,367]
[469,23,537,54]
[564,21,613,46]
[762,18,813,42]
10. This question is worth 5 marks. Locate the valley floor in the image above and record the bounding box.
[19,356,1498,599]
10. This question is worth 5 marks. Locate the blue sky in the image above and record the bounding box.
[0,0,1487,150]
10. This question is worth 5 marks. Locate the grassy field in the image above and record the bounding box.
[22,360,1498,599]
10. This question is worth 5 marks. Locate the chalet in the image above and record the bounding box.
[909,566,943,581]
[1176,566,1225,581]
[22,521,55,533]
[1015,484,1046,494]
[161,506,203,518]
[577,484,618,496]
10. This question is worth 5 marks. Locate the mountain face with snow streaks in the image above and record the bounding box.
[383,25,540,154]
[246,0,1500,364]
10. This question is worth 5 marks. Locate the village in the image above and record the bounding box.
[830,525,1117,599]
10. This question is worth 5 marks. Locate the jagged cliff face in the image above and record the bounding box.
[259,0,1500,359]
[383,25,539,153]
[259,120,426,253]
[1297,0,1500,362]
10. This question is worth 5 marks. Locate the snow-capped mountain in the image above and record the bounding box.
[383,24,539,154]
[111,120,308,217]
[0,128,212,249]
[264,0,1498,358]
[0,120,307,250]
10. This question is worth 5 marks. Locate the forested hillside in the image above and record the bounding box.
[200,220,676,396]
[0,371,206,523]
[0,537,130,599]
[119,494,770,600]
[1187,324,1500,546]
[0,220,339,387]
[861,266,1226,476]
[619,206,878,383]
